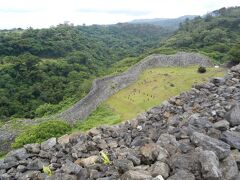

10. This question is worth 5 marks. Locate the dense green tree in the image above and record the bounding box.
[164,6,240,63]
[0,23,172,120]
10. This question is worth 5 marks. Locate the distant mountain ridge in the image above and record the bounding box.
[130,15,197,29]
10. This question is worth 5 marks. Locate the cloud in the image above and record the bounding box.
[75,8,150,16]
[0,8,42,13]
[0,0,239,29]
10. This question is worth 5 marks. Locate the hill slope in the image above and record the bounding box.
[163,6,240,63]
[130,15,197,30]
[0,23,172,120]
[1,62,239,180]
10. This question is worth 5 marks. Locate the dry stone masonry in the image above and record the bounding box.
[1,63,240,179]
[0,52,212,156]
[58,52,213,124]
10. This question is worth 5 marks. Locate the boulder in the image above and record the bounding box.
[121,170,152,180]
[214,120,230,131]
[199,150,222,180]
[6,148,29,160]
[190,131,230,159]
[220,131,240,150]
[167,170,195,180]
[24,143,40,154]
[114,159,134,174]
[150,161,170,178]
[231,150,240,169]
[170,152,200,175]
[157,133,180,155]
[220,155,239,180]
[58,134,70,145]
[139,143,159,164]
[41,138,57,151]
[225,103,240,126]
[62,159,81,174]
[152,175,165,180]
[188,114,213,132]
[74,155,99,167]
[27,159,48,171]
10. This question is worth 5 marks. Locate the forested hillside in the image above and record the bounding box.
[0,23,172,120]
[1,6,239,122]
[130,15,197,30]
[163,6,240,63]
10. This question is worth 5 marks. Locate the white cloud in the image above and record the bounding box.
[0,0,239,29]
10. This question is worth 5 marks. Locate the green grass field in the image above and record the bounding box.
[75,66,225,131]
[106,66,225,120]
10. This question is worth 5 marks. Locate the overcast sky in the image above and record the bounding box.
[0,0,239,29]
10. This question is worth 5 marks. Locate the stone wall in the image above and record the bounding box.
[1,64,240,180]
[58,52,213,124]
[0,52,212,154]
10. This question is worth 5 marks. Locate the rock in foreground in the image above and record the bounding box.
[1,64,240,179]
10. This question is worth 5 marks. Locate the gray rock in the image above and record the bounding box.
[4,156,19,169]
[27,159,47,171]
[89,169,102,179]
[231,150,240,169]
[190,131,230,159]
[225,103,240,126]
[6,148,29,160]
[139,143,160,164]
[152,175,164,180]
[151,161,170,178]
[167,170,195,180]
[121,170,152,180]
[231,64,240,73]
[188,114,213,132]
[24,143,40,154]
[220,155,239,180]
[211,77,225,85]
[0,173,11,180]
[41,138,57,151]
[131,136,153,147]
[127,153,141,166]
[157,147,169,162]
[114,159,134,174]
[220,131,240,149]
[18,171,41,180]
[53,173,78,180]
[157,133,180,155]
[199,150,222,180]
[62,159,81,174]
[170,152,200,175]
[214,120,230,131]
[17,165,26,172]
[0,159,6,169]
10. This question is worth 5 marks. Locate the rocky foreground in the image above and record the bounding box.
[1,64,240,180]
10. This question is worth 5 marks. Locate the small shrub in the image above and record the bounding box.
[198,66,207,73]
[12,120,71,148]
[100,151,111,165]
[43,165,52,176]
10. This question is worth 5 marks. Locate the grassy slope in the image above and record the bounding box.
[76,66,225,131]
[106,66,225,120]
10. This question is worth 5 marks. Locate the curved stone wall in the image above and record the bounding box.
[58,52,213,124]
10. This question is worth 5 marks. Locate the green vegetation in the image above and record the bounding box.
[75,104,121,132]
[0,23,172,121]
[198,66,207,73]
[91,66,226,121]
[0,152,6,159]
[12,120,71,148]
[43,165,53,176]
[100,151,111,165]
[163,7,240,63]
